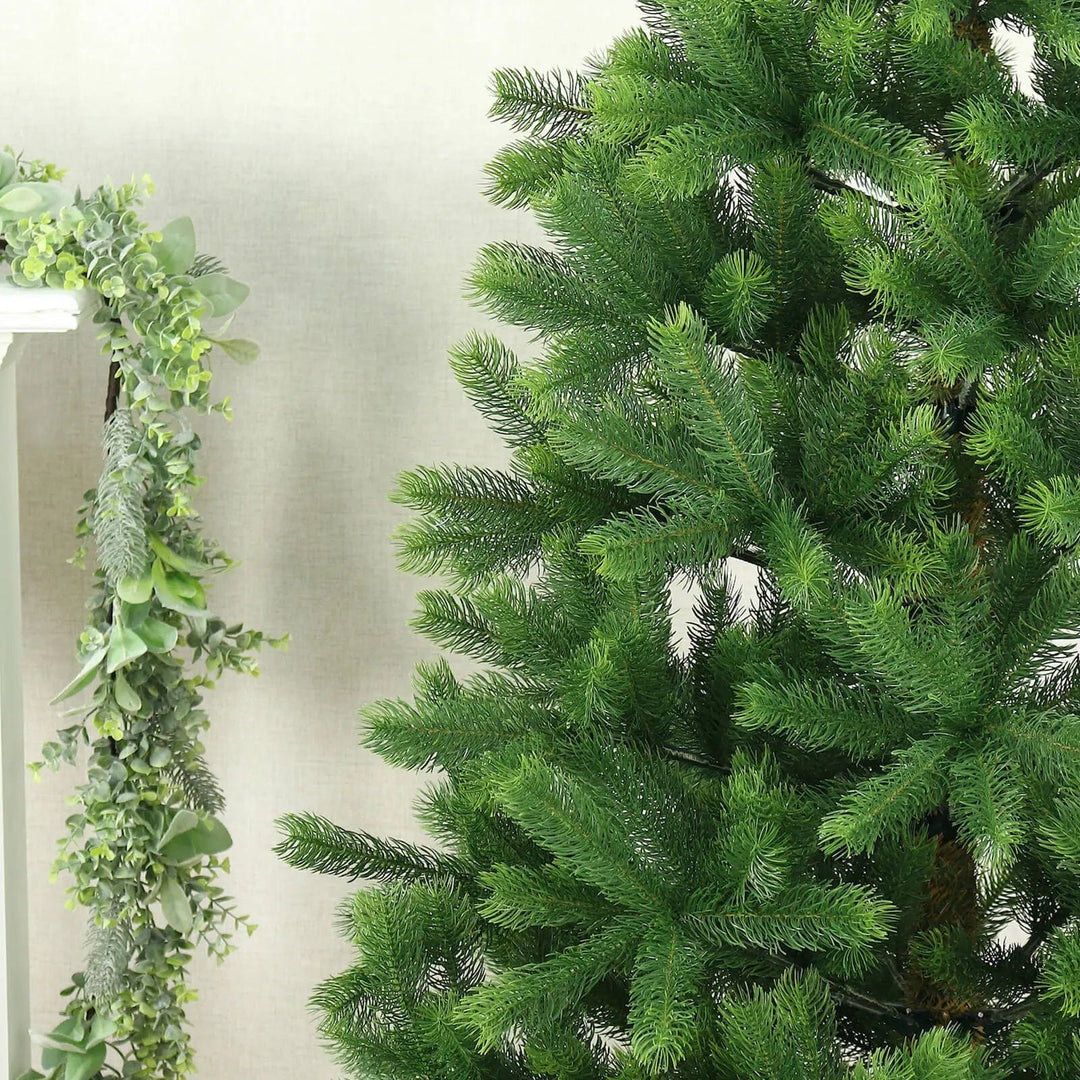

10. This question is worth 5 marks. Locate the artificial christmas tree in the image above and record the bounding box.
[278,1,1080,1075]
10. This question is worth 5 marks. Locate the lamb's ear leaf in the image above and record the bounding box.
[63,1043,106,1080]
[0,182,73,220]
[157,875,193,934]
[135,617,179,653]
[158,809,200,849]
[40,1048,64,1073]
[151,216,196,275]
[106,625,148,673]
[121,599,151,628]
[117,573,153,604]
[161,815,233,865]
[113,670,142,714]
[208,336,259,364]
[148,532,205,574]
[35,1018,87,1053]
[49,646,108,705]
[0,151,18,188]
[193,272,249,318]
[86,1013,116,1048]
[152,559,207,617]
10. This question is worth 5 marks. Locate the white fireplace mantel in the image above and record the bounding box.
[0,281,89,1079]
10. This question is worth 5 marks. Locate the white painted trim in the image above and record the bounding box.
[0,284,87,1078]
[0,283,86,335]
[0,343,29,1080]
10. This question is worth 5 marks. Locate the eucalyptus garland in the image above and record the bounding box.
[1,146,284,1080]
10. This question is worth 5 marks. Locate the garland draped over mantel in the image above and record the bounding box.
[1,145,285,1080]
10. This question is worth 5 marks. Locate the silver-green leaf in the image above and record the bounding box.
[151,216,196,275]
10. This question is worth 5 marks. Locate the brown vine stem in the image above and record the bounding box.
[104,354,121,423]
[101,342,123,776]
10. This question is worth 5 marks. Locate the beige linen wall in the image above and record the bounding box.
[8,2,641,1078]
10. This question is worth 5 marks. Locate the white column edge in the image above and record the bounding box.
[0,330,29,1080]
[0,284,88,1079]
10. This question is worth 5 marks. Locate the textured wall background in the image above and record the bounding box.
[7,3,641,1078]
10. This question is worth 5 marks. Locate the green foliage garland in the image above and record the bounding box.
[1,145,284,1080]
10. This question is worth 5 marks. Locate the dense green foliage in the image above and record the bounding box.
[280,2,1080,1077]
[1,146,281,1080]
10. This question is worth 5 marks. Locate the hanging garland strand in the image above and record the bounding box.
[1,145,286,1080]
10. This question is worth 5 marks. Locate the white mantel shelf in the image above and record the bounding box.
[0,282,90,1080]
[0,281,85,345]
